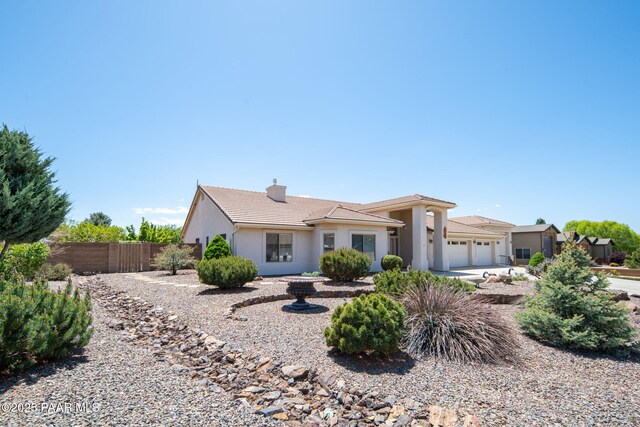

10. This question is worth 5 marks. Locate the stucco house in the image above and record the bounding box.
[181,182,509,276]
[557,232,614,264]
[511,224,561,264]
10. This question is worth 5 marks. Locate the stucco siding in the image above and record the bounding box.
[183,192,234,256]
[512,232,543,264]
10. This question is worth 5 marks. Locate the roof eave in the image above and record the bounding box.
[303,218,405,227]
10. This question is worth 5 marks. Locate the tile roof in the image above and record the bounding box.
[359,194,456,211]
[450,215,515,227]
[511,224,560,233]
[304,205,404,226]
[426,216,502,237]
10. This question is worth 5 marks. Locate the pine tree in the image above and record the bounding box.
[86,212,112,227]
[204,235,232,260]
[0,125,70,260]
[516,241,638,354]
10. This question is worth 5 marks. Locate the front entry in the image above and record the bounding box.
[543,236,553,258]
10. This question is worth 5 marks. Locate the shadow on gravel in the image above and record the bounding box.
[328,350,415,375]
[281,305,330,314]
[197,286,259,296]
[323,281,373,288]
[0,353,89,393]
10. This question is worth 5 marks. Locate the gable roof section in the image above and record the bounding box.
[593,238,612,246]
[197,186,360,228]
[304,205,404,227]
[426,217,502,237]
[511,224,561,233]
[451,215,515,227]
[359,194,456,212]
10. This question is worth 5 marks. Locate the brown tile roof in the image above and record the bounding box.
[451,215,515,227]
[304,205,404,226]
[199,186,361,228]
[426,216,502,237]
[359,194,456,211]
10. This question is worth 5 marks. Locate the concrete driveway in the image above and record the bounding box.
[607,277,640,295]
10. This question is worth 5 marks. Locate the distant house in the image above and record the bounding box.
[450,215,515,265]
[557,232,614,264]
[511,224,561,264]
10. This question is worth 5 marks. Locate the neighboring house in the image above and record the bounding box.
[182,182,456,275]
[557,232,614,264]
[450,215,515,265]
[511,224,561,265]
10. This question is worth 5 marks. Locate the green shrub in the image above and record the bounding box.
[609,262,620,267]
[402,284,518,363]
[511,272,529,281]
[203,235,232,260]
[528,252,545,267]
[625,249,640,269]
[608,270,620,277]
[301,271,320,277]
[152,244,196,275]
[324,293,405,356]
[319,248,371,282]
[374,269,475,297]
[0,242,50,279]
[516,241,638,354]
[381,255,403,271]
[526,258,553,278]
[0,278,93,373]
[38,263,72,281]
[196,256,257,288]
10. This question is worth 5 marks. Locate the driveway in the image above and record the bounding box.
[607,277,640,295]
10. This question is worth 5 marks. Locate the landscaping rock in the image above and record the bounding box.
[281,365,309,380]
[608,290,630,301]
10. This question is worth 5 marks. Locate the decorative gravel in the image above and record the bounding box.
[90,271,640,426]
[0,286,279,427]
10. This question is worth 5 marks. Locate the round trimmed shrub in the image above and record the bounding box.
[609,262,620,267]
[324,293,406,356]
[319,248,371,282]
[196,256,257,288]
[374,269,475,297]
[529,252,545,267]
[203,235,232,260]
[381,255,403,271]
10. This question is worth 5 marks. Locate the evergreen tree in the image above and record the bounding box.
[536,218,546,224]
[0,125,70,260]
[203,235,232,260]
[516,241,638,354]
[86,212,112,227]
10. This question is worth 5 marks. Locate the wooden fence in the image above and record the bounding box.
[48,242,202,274]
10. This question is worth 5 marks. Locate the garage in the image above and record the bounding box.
[448,240,470,267]
[476,241,493,266]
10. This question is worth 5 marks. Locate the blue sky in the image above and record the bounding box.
[1,1,639,231]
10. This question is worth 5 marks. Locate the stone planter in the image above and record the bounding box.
[280,276,329,311]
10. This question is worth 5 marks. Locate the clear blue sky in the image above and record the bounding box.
[1,1,639,231]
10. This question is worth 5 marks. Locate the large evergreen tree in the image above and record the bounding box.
[86,212,112,227]
[0,125,70,259]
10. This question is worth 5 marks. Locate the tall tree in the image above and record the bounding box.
[0,125,70,260]
[564,220,640,254]
[86,212,112,227]
[535,218,546,224]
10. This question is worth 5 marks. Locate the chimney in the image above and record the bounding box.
[266,179,287,202]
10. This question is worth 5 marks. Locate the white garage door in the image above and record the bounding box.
[448,241,470,267]
[476,241,493,266]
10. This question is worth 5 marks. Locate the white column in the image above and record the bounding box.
[433,209,450,271]
[411,205,429,270]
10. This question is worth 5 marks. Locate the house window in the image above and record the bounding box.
[352,234,375,260]
[516,248,531,259]
[220,234,226,240]
[195,238,200,244]
[266,233,293,262]
[323,233,335,253]
[484,242,490,246]
[460,241,467,246]
[206,236,209,246]
[452,241,459,245]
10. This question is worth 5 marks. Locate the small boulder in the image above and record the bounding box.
[281,365,309,380]
[608,290,630,302]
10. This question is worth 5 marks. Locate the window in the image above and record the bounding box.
[323,233,335,253]
[484,242,490,246]
[460,241,467,246]
[266,233,293,262]
[195,238,200,244]
[220,233,226,240]
[206,236,209,246]
[352,234,375,260]
[451,241,459,245]
[516,248,531,259]
[477,242,482,246]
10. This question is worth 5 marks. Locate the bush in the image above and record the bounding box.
[608,270,620,277]
[374,269,475,297]
[528,252,545,267]
[0,278,93,373]
[381,255,403,271]
[526,258,553,278]
[609,262,620,267]
[511,272,529,281]
[319,249,371,282]
[0,242,50,279]
[324,293,405,356]
[38,263,72,281]
[301,271,320,277]
[152,244,196,275]
[203,235,232,260]
[516,241,638,354]
[402,284,518,363]
[196,256,257,288]
[610,252,627,265]
[625,249,640,269]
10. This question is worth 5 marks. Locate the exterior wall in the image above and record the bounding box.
[591,244,612,264]
[312,224,389,273]
[183,192,234,255]
[389,209,413,267]
[512,232,544,265]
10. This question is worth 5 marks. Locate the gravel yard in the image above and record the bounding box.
[97,270,640,426]
[0,283,278,427]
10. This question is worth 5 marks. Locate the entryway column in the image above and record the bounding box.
[432,209,450,271]
[411,205,429,270]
